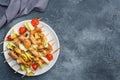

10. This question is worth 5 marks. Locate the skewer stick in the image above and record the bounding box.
[42,29,46,32]
[48,39,54,43]
[40,26,44,29]
[38,17,43,21]
[4,57,13,63]
[0,50,8,54]
[14,68,21,73]
[0,40,6,45]
[4,39,54,61]
[52,47,60,54]
[0,18,43,46]
[46,33,50,36]
[11,63,17,67]
[21,73,26,78]
[4,39,54,63]
[51,42,55,46]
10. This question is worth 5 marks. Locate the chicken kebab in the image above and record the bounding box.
[5,18,54,76]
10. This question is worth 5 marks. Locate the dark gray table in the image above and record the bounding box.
[0,0,120,80]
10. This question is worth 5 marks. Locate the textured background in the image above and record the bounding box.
[0,0,120,80]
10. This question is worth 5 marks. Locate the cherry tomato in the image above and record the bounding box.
[19,27,27,34]
[7,35,12,41]
[41,59,45,64]
[32,63,38,70]
[46,53,53,61]
[31,18,39,27]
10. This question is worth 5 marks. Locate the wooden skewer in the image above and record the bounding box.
[38,17,43,21]
[4,39,54,62]
[42,29,46,32]
[14,68,21,73]
[21,73,26,78]
[46,33,50,36]
[0,18,43,46]
[0,40,6,45]
[40,26,44,29]
[51,42,55,46]
[52,47,60,54]
[0,50,8,54]
[11,63,17,67]
[48,39,54,43]
[4,57,13,63]
[16,48,60,76]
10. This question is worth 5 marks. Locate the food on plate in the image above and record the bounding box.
[6,18,54,76]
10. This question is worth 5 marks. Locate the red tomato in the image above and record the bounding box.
[7,35,12,41]
[31,18,39,27]
[19,27,27,34]
[46,53,53,61]
[32,63,38,70]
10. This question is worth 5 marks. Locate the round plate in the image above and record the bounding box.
[3,20,60,76]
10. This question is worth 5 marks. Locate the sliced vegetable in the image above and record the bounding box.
[25,52,33,61]
[38,61,44,68]
[40,56,50,64]
[31,44,38,49]
[19,44,27,51]
[11,33,18,39]
[26,71,35,76]
[26,68,35,76]
[34,33,40,39]
[13,29,19,35]
[43,39,48,48]
[20,64,26,71]
[11,29,19,39]
[24,22,34,31]
[7,42,16,50]
[21,54,28,61]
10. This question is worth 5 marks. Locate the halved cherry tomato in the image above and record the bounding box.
[46,53,53,61]
[7,35,12,41]
[41,59,45,64]
[31,18,39,27]
[32,63,38,70]
[19,27,27,34]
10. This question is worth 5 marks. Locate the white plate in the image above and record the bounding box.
[3,20,60,76]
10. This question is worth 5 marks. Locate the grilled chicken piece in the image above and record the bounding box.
[35,27,42,32]
[47,43,53,51]
[14,48,21,54]
[30,35,37,44]
[37,45,44,51]
[30,30,36,35]
[8,52,18,59]
[19,35,26,41]
[33,58,39,63]
[23,39,31,49]
[17,57,26,64]
[13,38,20,45]
[29,48,39,57]
[19,35,32,49]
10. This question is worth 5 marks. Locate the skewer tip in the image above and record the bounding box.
[52,47,60,54]
[38,17,43,20]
